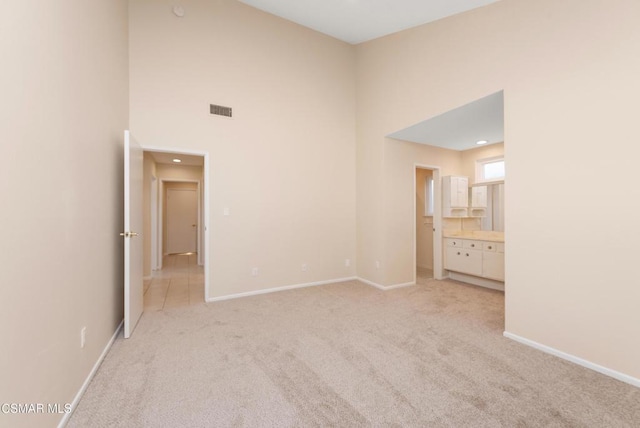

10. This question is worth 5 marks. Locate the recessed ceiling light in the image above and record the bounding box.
[476,140,489,145]
[172,158,182,163]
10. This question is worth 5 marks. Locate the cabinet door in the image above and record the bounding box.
[482,251,505,281]
[445,246,464,272]
[443,176,469,217]
[471,186,487,208]
[445,246,482,276]
[454,176,469,207]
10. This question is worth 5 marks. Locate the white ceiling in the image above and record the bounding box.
[388,91,504,151]
[238,0,501,45]
[148,151,204,166]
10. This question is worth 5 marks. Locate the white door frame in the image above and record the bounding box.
[413,164,444,283]
[143,145,211,302]
[150,175,159,271]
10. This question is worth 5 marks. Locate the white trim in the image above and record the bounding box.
[203,153,210,301]
[503,331,640,388]
[150,175,159,271]
[476,155,505,183]
[58,320,123,428]
[449,272,504,291]
[206,277,358,302]
[357,277,415,290]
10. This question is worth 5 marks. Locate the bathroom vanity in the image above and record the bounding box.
[443,231,504,291]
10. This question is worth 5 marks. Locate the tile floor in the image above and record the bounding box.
[416,266,434,281]
[143,253,204,310]
[143,258,431,310]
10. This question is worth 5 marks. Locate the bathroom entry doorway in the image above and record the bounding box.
[414,164,443,284]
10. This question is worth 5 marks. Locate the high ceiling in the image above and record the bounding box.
[388,91,504,151]
[238,0,501,45]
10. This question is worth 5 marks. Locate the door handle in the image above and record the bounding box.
[119,231,139,238]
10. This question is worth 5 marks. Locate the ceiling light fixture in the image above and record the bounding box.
[172,158,182,163]
[476,140,488,145]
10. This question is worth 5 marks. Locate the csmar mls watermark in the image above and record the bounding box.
[1,403,71,414]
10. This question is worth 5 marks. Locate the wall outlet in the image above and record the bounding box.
[376,260,380,269]
[301,263,308,272]
[223,207,230,216]
[80,327,86,349]
[251,267,258,276]
[345,259,351,267]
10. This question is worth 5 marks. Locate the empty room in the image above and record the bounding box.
[2,0,639,427]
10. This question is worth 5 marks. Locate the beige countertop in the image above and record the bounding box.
[443,230,504,243]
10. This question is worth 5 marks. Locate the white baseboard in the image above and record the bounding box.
[357,277,415,291]
[449,272,504,291]
[206,277,358,302]
[503,331,640,388]
[58,320,123,428]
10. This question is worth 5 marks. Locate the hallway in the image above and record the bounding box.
[143,253,204,310]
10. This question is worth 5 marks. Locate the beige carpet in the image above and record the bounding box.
[68,279,639,427]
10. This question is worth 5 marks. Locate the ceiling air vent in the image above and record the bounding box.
[210,104,232,118]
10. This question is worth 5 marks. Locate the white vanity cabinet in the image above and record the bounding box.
[444,238,504,284]
[444,239,482,276]
[442,176,469,217]
[481,242,505,281]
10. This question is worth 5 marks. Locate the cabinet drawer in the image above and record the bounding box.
[445,238,464,248]
[483,242,498,252]
[463,240,481,250]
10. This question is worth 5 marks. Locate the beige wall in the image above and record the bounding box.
[356,0,640,379]
[130,0,357,297]
[378,139,462,284]
[0,1,129,427]
[156,164,203,181]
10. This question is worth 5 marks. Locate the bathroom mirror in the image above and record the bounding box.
[479,182,504,232]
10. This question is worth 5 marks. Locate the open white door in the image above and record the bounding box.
[123,130,144,338]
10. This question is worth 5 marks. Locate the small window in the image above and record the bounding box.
[425,176,434,216]
[477,157,505,182]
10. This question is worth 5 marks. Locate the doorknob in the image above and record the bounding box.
[192,224,196,227]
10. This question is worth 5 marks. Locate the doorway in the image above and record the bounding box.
[141,147,210,308]
[415,167,434,281]
[414,164,443,284]
[165,184,198,255]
